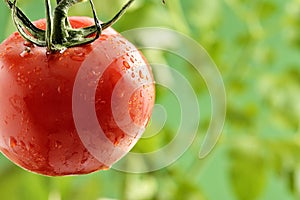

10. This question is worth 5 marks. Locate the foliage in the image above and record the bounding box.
[1,0,300,199]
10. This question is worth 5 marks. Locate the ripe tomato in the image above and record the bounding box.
[0,17,155,176]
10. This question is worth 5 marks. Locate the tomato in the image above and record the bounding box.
[0,17,155,176]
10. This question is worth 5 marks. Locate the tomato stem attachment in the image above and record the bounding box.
[5,0,135,52]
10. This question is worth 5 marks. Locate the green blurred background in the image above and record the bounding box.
[1,0,300,199]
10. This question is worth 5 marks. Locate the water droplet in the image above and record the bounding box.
[71,50,85,61]
[99,78,104,84]
[120,40,126,45]
[139,70,144,79]
[131,72,135,78]
[9,136,17,148]
[54,141,62,149]
[57,86,61,94]
[130,57,135,63]
[23,41,34,47]
[20,140,26,150]
[9,95,24,112]
[113,138,120,146]
[20,47,31,57]
[123,61,130,69]
[91,70,100,76]
[5,46,12,51]
[8,64,14,71]
[17,73,29,84]
[100,34,109,41]
[87,80,95,87]
[119,91,125,98]
[33,67,41,74]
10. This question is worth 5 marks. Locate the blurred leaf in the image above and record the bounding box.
[0,2,10,41]
[229,137,267,200]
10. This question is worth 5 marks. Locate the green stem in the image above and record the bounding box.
[52,0,77,45]
[45,0,52,50]
[6,0,137,52]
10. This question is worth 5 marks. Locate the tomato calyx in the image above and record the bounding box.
[5,0,135,52]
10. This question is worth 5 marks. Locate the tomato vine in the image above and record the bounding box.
[5,0,166,52]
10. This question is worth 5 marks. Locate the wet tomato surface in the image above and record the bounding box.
[0,17,155,176]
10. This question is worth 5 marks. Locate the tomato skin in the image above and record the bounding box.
[0,17,155,176]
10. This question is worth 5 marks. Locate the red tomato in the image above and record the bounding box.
[0,17,155,176]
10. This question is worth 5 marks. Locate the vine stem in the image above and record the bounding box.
[6,0,137,52]
[45,0,52,50]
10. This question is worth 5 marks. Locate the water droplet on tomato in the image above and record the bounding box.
[20,140,26,150]
[54,141,62,149]
[120,40,126,45]
[123,61,130,69]
[119,91,125,98]
[17,73,29,84]
[20,47,31,57]
[99,78,104,84]
[23,41,34,48]
[9,136,17,148]
[131,72,135,78]
[113,138,121,146]
[71,55,84,61]
[140,90,143,97]
[139,70,144,79]
[71,50,85,61]
[8,64,15,71]
[9,95,24,112]
[57,86,61,94]
[100,34,109,41]
[5,46,12,51]
[130,57,134,63]
[33,67,41,74]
